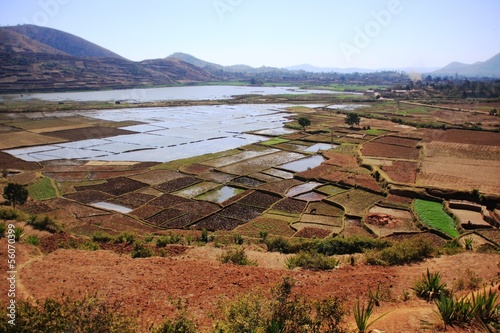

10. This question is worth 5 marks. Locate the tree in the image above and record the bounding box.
[297,117,311,131]
[3,183,28,208]
[344,112,360,127]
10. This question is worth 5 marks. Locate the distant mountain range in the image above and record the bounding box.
[166,52,286,74]
[165,52,500,78]
[0,24,498,93]
[431,53,500,78]
[285,64,442,74]
[0,25,213,93]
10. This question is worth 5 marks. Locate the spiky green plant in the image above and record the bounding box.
[26,234,40,246]
[353,298,389,333]
[13,227,24,241]
[471,289,500,326]
[413,269,449,301]
[435,294,474,328]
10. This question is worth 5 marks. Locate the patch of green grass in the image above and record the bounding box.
[260,137,290,146]
[414,200,459,237]
[364,129,388,136]
[27,177,56,200]
[396,107,429,116]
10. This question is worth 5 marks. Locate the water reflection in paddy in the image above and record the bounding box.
[278,155,326,172]
[5,104,294,162]
[196,186,245,203]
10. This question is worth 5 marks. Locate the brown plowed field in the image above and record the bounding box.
[361,142,420,160]
[419,128,500,145]
[381,160,418,184]
[43,126,136,141]
[372,135,421,147]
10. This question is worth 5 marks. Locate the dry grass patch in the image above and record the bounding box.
[0,131,66,149]
[235,213,296,237]
[327,189,384,217]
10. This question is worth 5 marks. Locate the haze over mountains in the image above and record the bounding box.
[0,24,499,93]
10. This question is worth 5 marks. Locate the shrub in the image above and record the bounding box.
[286,251,338,271]
[413,269,449,301]
[0,222,6,238]
[131,243,153,258]
[27,215,62,233]
[156,236,169,248]
[0,294,136,333]
[0,208,18,220]
[214,277,348,333]
[92,231,115,243]
[79,241,99,251]
[218,247,256,266]
[315,236,390,256]
[199,229,210,243]
[266,236,293,253]
[233,233,244,245]
[144,233,154,243]
[365,237,435,266]
[26,234,40,246]
[114,231,136,245]
[151,300,197,333]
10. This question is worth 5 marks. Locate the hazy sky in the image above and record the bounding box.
[1,0,499,69]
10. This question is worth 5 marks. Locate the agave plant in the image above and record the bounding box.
[472,289,500,326]
[435,294,474,328]
[353,297,389,333]
[413,269,449,301]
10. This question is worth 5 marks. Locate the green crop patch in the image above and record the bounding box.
[260,137,290,146]
[413,199,459,238]
[27,177,57,200]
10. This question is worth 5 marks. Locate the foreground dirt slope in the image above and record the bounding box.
[1,238,498,332]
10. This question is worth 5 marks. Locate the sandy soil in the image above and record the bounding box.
[1,237,498,333]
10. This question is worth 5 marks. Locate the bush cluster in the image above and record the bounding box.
[214,277,348,333]
[365,237,435,266]
[27,215,62,233]
[286,251,338,271]
[0,294,136,333]
[266,236,391,256]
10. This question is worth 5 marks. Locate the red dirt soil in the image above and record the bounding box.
[1,237,499,333]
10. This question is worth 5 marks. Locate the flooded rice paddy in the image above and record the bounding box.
[5,104,298,162]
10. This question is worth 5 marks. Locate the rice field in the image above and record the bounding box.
[413,199,459,238]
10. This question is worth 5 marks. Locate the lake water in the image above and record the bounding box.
[5,104,297,162]
[4,85,358,102]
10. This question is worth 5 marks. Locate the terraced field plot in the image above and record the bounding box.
[366,205,418,237]
[235,213,296,237]
[3,104,293,162]
[414,199,459,238]
[327,189,384,217]
[417,141,500,194]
